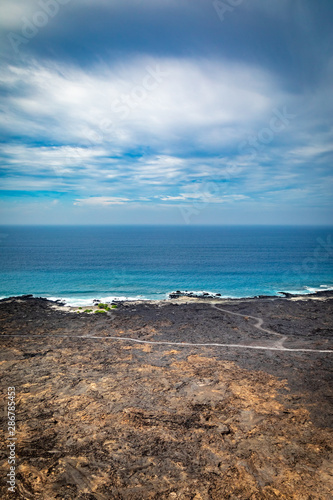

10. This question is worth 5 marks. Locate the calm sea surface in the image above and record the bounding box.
[0,225,332,306]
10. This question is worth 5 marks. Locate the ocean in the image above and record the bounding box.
[0,225,332,306]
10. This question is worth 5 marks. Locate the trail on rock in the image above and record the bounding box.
[211,304,288,349]
[1,332,332,353]
[1,299,332,353]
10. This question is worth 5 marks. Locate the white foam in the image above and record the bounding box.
[169,290,239,299]
[305,285,333,292]
[277,285,333,296]
[47,295,154,307]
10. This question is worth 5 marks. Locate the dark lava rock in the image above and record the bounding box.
[0,294,333,498]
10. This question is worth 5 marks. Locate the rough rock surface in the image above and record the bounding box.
[0,295,332,499]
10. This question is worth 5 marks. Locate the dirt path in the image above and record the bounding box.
[2,301,332,353]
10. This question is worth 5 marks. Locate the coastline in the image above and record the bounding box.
[1,288,333,312]
[1,293,332,498]
[2,286,333,307]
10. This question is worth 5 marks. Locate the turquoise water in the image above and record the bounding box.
[0,225,332,306]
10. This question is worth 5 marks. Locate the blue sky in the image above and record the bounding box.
[0,0,332,225]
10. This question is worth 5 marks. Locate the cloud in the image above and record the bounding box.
[0,56,281,151]
[0,55,297,200]
[74,196,130,206]
[0,0,332,224]
[158,193,248,203]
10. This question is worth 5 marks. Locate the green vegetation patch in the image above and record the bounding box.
[96,302,113,312]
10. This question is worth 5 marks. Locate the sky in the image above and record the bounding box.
[0,0,332,225]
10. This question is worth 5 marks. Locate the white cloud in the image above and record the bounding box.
[0,54,332,211]
[1,144,106,172]
[74,196,130,206]
[158,192,248,204]
[0,56,282,152]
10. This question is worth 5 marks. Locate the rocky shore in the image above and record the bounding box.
[168,289,333,300]
[0,294,333,499]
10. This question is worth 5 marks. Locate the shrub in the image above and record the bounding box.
[111,304,117,309]
[84,309,92,313]
[98,303,108,309]
[95,310,106,314]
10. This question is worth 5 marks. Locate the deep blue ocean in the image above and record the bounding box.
[0,225,332,306]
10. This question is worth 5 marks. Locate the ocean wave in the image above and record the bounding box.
[168,289,238,299]
[305,285,333,293]
[46,295,155,307]
[277,284,333,296]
